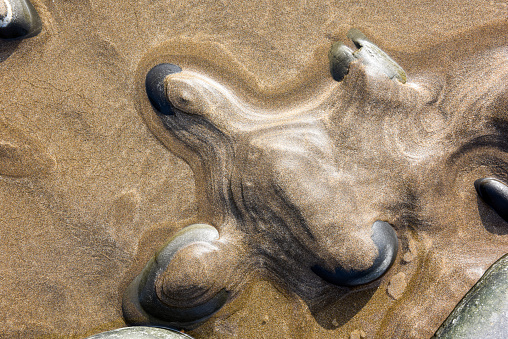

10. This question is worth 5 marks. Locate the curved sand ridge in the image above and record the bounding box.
[0,1,507,336]
[131,26,508,338]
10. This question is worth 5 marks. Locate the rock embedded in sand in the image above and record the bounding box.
[328,41,356,82]
[474,177,508,223]
[0,0,41,39]
[387,272,407,300]
[122,224,229,330]
[402,252,413,263]
[84,326,194,338]
[432,254,508,339]
[328,28,406,83]
[146,63,182,116]
[312,220,399,286]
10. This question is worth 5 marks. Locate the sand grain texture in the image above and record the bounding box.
[0,0,507,338]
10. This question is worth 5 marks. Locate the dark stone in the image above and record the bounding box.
[122,224,228,330]
[145,63,182,115]
[475,177,508,223]
[328,41,356,82]
[432,253,508,339]
[312,220,399,286]
[0,0,41,40]
[85,326,194,339]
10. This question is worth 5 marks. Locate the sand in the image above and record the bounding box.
[0,0,507,338]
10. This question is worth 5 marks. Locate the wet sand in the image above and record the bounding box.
[0,0,507,338]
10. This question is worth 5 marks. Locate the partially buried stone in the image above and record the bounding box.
[328,28,406,83]
[346,28,407,83]
[145,63,182,115]
[328,41,356,82]
[122,224,229,330]
[84,326,194,339]
[312,220,398,286]
[432,253,508,339]
[475,177,508,223]
[0,0,41,39]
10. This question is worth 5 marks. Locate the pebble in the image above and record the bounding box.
[402,252,413,263]
[474,177,508,223]
[387,272,407,300]
[346,28,407,84]
[145,63,182,115]
[0,0,42,39]
[122,224,228,330]
[328,41,356,82]
[432,253,508,339]
[84,327,194,339]
[312,220,398,286]
[328,28,406,83]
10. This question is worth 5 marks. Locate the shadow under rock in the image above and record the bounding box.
[305,282,379,330]
[477,196,508,235]
[0,39,20,62]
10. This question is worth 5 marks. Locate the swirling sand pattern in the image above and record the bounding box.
[130,27,508,338]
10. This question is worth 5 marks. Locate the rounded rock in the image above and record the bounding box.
[475,177,508,222]
[432,253,508,339]
[145,63,182,115]
[329,41,356,82]
[84,326,194,339]
[122,224,228,330]
[312,220,398,286]
[345,28,407,83]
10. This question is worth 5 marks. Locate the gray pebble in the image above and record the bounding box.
[145,63,182,115]
[85,326,194,339]
[432,253,508,339]
[312,220,398,286]
[328,28,406,83]
[475,177,508,223]
[329,41,356,82]
[122,224,228,330]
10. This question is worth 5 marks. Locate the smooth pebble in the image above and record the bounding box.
[475,177,508,223]
[432,254,508,339]
[84,326,194,339]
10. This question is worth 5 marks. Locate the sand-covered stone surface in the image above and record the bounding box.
[0,0,507,338]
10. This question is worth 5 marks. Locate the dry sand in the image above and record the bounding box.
[0,0,507,338]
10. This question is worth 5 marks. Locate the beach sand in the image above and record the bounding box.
[0,0,507,338]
